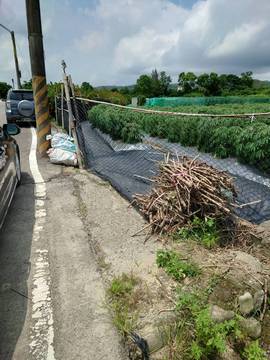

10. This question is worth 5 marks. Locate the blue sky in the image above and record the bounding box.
[0,0,270,86]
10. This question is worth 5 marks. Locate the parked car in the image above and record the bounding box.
[0,123,21,229]
[6,89,35,124]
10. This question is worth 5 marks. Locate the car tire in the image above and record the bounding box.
[15,149,21,186]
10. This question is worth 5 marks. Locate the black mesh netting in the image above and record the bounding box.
[73,98,270,224]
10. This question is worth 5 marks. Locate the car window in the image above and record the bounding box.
[23,92,34,101]
[8,91,33,101]
[9,92,23,101]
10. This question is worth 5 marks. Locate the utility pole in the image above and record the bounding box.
[25,0,50,155]
[0,23,22,89]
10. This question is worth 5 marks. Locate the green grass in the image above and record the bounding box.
[156,249,200,281]
[107,273,140,336]
[108,273,138,298]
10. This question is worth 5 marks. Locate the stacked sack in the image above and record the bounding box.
[47,133,77,166]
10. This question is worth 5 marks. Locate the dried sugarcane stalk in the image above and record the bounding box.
[133,156,237,235]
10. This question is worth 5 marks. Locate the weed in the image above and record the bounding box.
[107,273,140,336]
[243,340,267,360]
[191,307,236,359]
[205,274,222,296]
[108,273,138,298]
[173,289,245,360]
[175,216,220,248]
[156,250,200,281]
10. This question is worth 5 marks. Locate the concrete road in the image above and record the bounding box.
[0,101,124,360]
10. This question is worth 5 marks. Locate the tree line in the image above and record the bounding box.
[1,69,268,102]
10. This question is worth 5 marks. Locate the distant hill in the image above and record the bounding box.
[253,79,270,88]
[95,85,135,91]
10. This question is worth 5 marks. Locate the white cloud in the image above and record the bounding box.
[0,0,270,86]
[208,22,267,58]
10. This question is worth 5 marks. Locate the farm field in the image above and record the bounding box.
[88,102,270,173]
[143,103,270,114]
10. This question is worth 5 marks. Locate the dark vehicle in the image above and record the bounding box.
[0,123,21,229]
[6,89,35,124]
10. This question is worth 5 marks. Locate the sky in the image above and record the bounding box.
[0,0,270,86]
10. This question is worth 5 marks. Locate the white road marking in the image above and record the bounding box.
[29,127,56,360]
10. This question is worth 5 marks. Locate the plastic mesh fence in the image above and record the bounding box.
[146,96,270,107]
[74,98,270,224]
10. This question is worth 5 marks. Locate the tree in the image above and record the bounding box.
[151,69,161,96]
[241,71,253,88]
[160,71,172,95]
[81,82,93,92]
[135,74,153,97]
[119,87,130,95]
[197,73,221,96]
[22,79,32,89]
[0,82,12,99]
[178,72,197,93]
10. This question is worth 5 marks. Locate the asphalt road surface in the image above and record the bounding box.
[0,102,123,360]
[0,101,37,359]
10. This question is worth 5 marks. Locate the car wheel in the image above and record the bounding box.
[15,149,21,186]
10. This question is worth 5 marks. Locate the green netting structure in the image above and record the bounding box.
[146,96,270,107]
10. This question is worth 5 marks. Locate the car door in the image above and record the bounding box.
[0,127,16,228]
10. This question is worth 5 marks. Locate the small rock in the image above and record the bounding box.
[227,251,263,290]
[254,290,264,312]
[239,317,262,339]
[239,292,254,315]
[261,237,270,247]
[218,345,241,360]
[210,305,235,323]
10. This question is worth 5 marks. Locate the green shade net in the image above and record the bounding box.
[146,96,270,107]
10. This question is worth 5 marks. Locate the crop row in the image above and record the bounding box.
[144,102,270,115]
[88,105,270,172]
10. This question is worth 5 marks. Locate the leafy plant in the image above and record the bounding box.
[88,103,270,173]
[121,122,142,143]
[191,308,236,359]
[243,340,267,360]
[175,216,220,248]
[156,250,200,280]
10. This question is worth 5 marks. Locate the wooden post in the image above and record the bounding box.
[61,83,64,128]
[54,96,58,125]
[68,75,80,122]
[67,75,84,169]
[62,72,73,137]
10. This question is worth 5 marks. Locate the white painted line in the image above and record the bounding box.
[29,127,56,360]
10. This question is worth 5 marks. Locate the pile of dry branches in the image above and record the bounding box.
[133,156,237,235]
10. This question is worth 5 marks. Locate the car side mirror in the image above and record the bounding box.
[3,124,21,136]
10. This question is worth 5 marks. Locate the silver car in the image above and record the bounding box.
[6,89,35,124]
[0,123,21,229]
